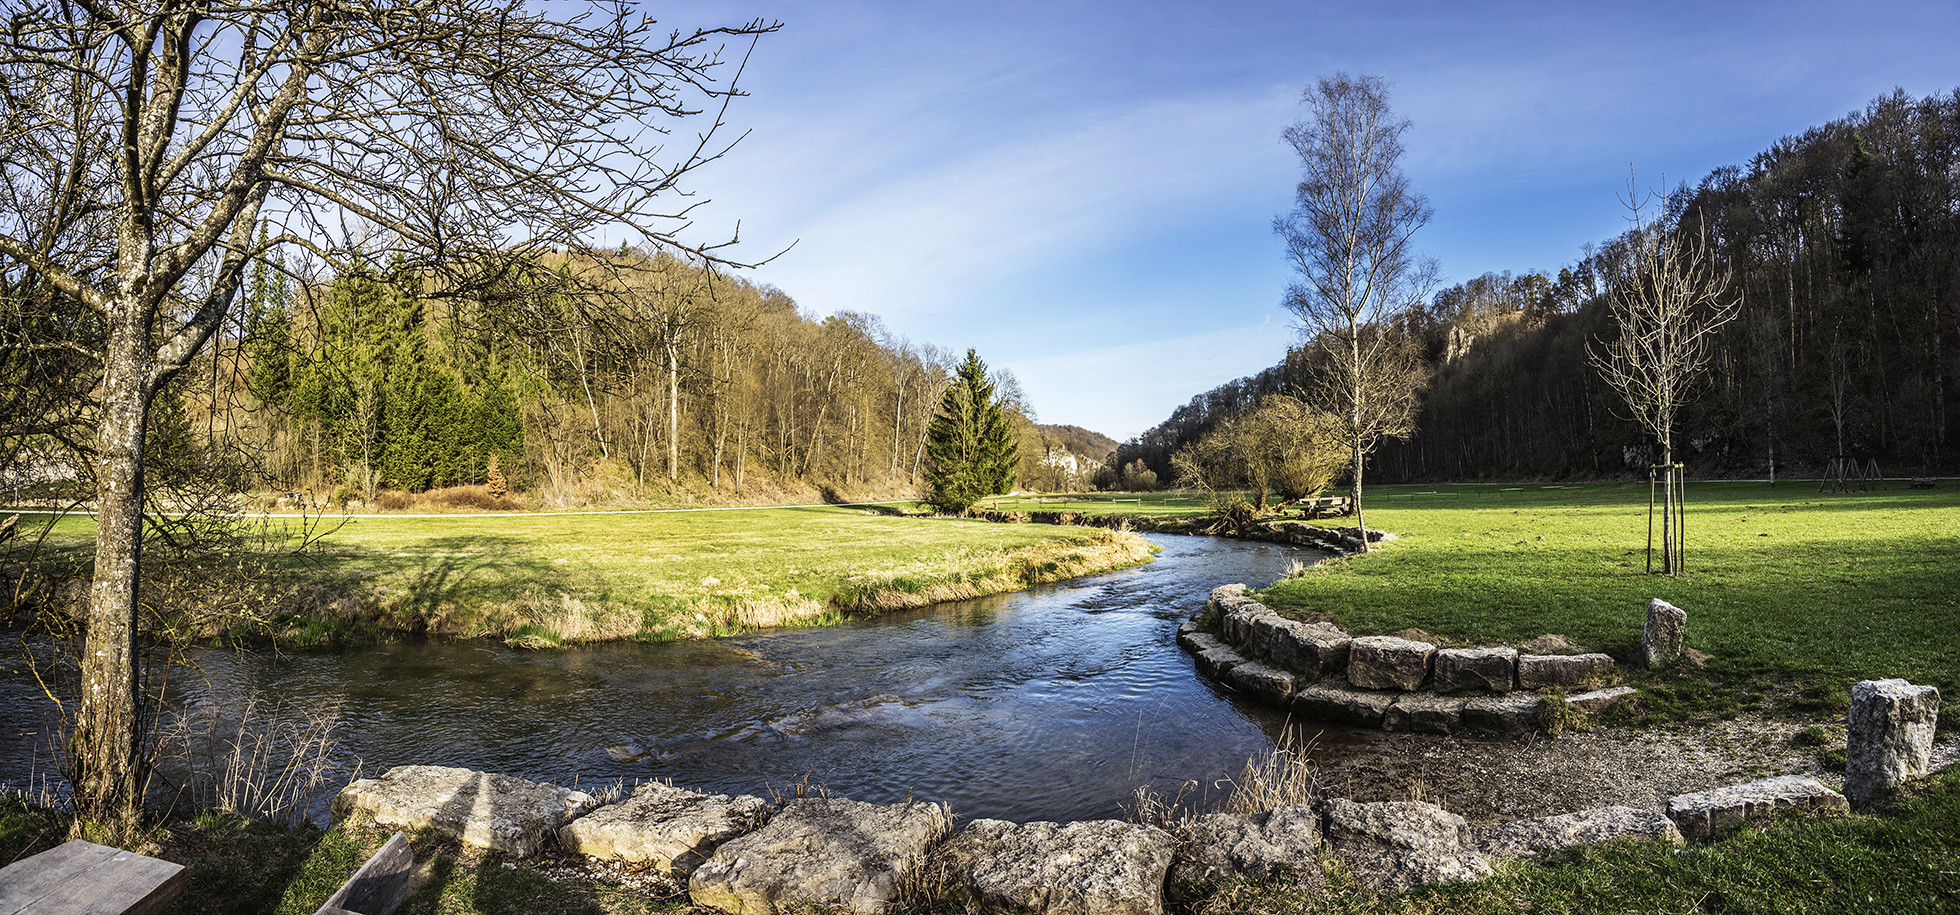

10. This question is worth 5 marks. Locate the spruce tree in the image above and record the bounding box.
[924,349,1019,512]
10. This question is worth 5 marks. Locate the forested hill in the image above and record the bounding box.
[1118,88,1960,484]
[1039,425,1120,464]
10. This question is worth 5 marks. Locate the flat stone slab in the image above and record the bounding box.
[689,797,951,915]
[935,818,1176,915]
[1224,660,1297,704]
[1432,647,1517,693]
[1177,629,1227,655]
[558,782,770,875]
[1322,799,1492,891]
[1564,686,1637,715]
[1346,636,1436,691]
[332,765,598,858]
[1517,653,1615,690]
[1292,682,1395,727]
[1474,806,1684,858]
[1665,775,1849,841]
[1385,694,1467,735]
[1462,693,1544,735]
[1170,805,1322,890]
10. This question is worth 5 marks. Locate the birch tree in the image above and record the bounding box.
[1274,73,1432,548]
[0,0,774,818]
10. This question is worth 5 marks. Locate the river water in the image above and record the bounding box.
[3,533,1357,824]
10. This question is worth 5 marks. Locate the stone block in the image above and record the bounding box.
[1845,678,1941,806]
[1517,653,1615,690]
[1665,775,1849,841]
[1194,645,1247,677]
[1224,660,1297,704]
[1346,636,1436,691]
[1250,617,1351,680]
[1322,799,1492,891]
[689,797,952,915]
[1462,693,1544,735]
[1178,629,1226,655]
[1474,806,1683,858]
[1563,686,1637,715]
[559,782,770,874]
[332,765,598,858]
[1385,694,1467,735]
[935,819,1176,915]
[1170,805,1322,890]
[1431,647,1517,693]
[1642,599,1687,668]
[1292,683,1395,727]
[1222,605,1276,646]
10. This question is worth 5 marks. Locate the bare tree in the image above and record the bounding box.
[0,1,775,818]
[1275,73,1433,548]
[1588,176,1738,575]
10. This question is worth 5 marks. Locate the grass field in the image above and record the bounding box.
[10,503,1154,646]
[1251,481,1960,724]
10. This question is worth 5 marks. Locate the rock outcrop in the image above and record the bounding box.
[332,764,598,858]
[688,797,952,915]
[1321,799,1492,891]
[1170,805,1323,890]
[558,781,770,875]
[934,819,1176,915]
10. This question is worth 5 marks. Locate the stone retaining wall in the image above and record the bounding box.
[332,761,1871,914]
[1182,583,1632,735]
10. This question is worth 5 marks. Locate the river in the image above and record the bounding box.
[4,533,1362,825]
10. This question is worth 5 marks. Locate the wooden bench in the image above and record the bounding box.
[314,832,413,915]
[1910,477,1936,489]
[0,840,185,915]
[1294,496,1352,519]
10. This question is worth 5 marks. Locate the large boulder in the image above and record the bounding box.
[558,782,770,875]
[332,765,597,858]
[1665,776,1849,841]
[1170,805,1323,890]
[1346,636,1436,691]
[1641,599,1687,668]
[1431,647,1518,693]
[1516,653,1615,690]
[1474,806,1683,858]
[1845,678,1941,807]
[935,819,1176,915]
[1462,693,1544,735]
[688,797,952,915]
[1385,694,1467,735]
[1292,683,1395,727]
[1322,799,1491,891]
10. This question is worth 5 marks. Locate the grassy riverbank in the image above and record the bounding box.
[1251,481,1960,725]
[10,505,1154,646]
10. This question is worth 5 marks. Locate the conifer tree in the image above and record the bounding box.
[924,350,1019,512]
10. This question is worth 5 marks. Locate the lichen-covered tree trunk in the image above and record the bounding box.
[72,306,151,817]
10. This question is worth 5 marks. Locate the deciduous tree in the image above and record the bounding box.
[0,0,774,817]
[1274,73,1432,547]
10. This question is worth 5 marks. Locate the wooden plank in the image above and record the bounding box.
[316,832,413,915]
[0,841,184,915]
[0,841,121,915]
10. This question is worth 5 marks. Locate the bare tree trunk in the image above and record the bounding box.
[73,316,148,818]
[666,340,680,482]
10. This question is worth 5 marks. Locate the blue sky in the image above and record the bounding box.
[651,0,1959,441]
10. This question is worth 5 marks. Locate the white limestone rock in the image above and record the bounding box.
[688,797,952,915]
[1665,775,1849,841]
[1322,799,1492,891]
[558,781,770,875]
[331,764,597,858]
[935,818,1176,915]
[1845,678,1941,806]
[1474,806,1683,858]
